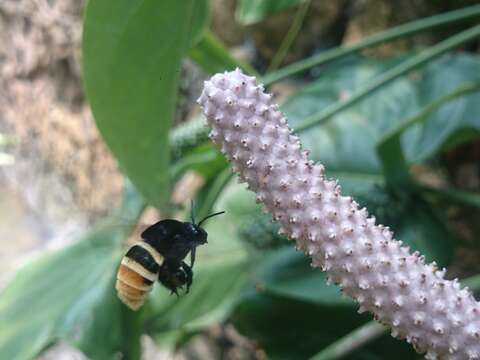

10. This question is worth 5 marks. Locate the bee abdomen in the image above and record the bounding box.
[116,242,164,311]
[115,278,148,310]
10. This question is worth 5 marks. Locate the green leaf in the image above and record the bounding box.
[376,82,480,189]
[236,0,306,25]
[255,247,353,306]
[187,0,209,48]
[231,291,415,360]
[82,0,200,208]
[395,197,453,266]
[406,54,480,161]
[171,143,227,181]
[0,221,129,360]
[283,57,417,174]
[284,54,480,167]
[189,31,258,75]
[281,53,479,179]
[376,135,412,189]
[292,26,480,132]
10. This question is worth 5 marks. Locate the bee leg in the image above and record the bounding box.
[190,248,196,268]
[181,261,193,292]
[158,264,181,296]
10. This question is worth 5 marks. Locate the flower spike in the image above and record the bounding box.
[198,68,480,359]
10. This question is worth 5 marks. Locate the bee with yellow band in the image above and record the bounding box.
[116,211,225,310]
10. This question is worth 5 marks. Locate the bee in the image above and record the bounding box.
[115,210,225,310]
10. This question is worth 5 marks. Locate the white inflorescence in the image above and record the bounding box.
[198,69,480,359]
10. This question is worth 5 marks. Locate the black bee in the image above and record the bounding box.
[116,211,224,310]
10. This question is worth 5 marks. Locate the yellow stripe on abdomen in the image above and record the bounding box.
[121,257,157,282]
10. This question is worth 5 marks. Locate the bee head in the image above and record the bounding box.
[188,224,208,245]
[188,210,225,245]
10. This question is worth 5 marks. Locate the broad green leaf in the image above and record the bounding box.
[376,135,412,188]
[236,0,306,25]
[394,197,453,266]
[282,57,418,174]
[255,247,353,306]
[0,221,129,360]
[407,54,480,161]
[188,0,209,48]
[0,182,145,360]
[284,54,480,169]
[82,0,200,208]
[231,291,415,360]
[376,82,480,188]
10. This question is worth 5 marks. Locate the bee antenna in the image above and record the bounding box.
[198,211,225,227]
[190,199,196,224]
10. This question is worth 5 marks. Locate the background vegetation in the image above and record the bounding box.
[1,1,480,359]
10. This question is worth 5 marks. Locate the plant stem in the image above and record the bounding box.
[263,4,480,85]
[197,167,233,220]
[310,321,386,360]
[123,308,144,360]
[421,185,480,209]
[293,24,480,132]
[267,0,311,73]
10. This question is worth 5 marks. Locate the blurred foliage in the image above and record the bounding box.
[236,0,307,25]
[238,212,289,250]
[2,2,480,360]
[0,224,124,360]
[0,185,145,360]
[190,32,259,76]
